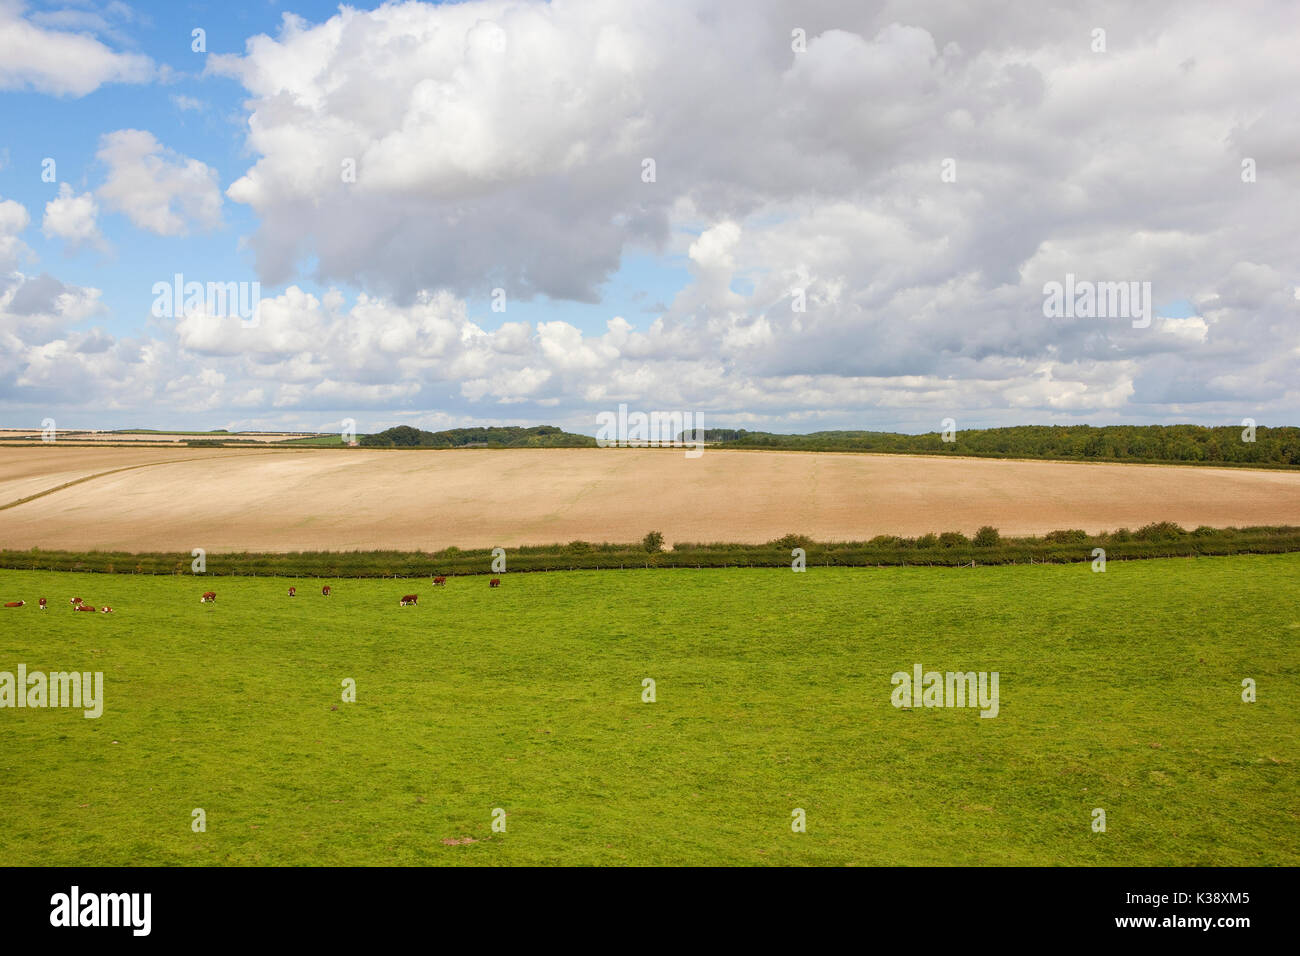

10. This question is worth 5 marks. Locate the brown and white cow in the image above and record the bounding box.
[489,578,501,588]
[288,587,296,597]
[200,591,217,603]
[399,594,418,606]
[70,597,83,606]
[100,606,114,613]
[433,576,447,587]
[3,600,24,608]
[322,585,332,597]
[75,603,97,612]
[38,598,47,610]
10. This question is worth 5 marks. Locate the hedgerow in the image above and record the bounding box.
[5,525,1299,576]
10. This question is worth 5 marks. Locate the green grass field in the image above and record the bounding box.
[1,555,1296,866]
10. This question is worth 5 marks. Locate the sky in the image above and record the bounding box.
[0,0,1298,437]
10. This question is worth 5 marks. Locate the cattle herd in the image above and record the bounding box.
[1,576,501,615]
[1,596,113,612]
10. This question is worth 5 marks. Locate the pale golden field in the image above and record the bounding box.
[1,445,1298,553]
[0,430,317,443]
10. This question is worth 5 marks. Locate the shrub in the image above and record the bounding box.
[769,533,814,550]
[938,531,969,548]
[643,531,665,553]
[1044,529,1088,544]
[1135,521,1186,541]
[973,526,1001,547]
[567,540,592,553]
[1108,528,1133,542]
[915,533,938,548]
[1192,525,1217,537]
[869,535,902,547]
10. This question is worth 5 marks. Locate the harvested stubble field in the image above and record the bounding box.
[0,556,1295,865]
[1,446,1299,553]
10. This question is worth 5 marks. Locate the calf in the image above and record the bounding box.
[433,576,447,586]
[288,587,296,597]
[489,578,501,588]
[399,594,418,606]
[75,603,97,612]
[100,606,114,613]
[3,600,24,608]
[39,598,47,610]
[322,585,332,597]
[200,591,217,603]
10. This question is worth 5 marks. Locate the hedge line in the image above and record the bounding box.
[3,525,1298,577]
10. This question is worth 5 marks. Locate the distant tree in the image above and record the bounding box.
[643,531,665,553]
[1135,521,1186,541]
[938,531,969,548]
[973,526,1001,547]
[1044,529,1088,544]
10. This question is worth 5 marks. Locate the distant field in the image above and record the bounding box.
[1,446,1299,553]
[0,431,321,444]
[0,556,1295,865]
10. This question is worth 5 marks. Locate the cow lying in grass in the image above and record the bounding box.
[75,603,97,612]
[3,601,24,608]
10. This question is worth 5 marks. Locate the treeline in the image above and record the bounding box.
[6,524,1300,577]
[696,425,1300,467]
[359,425,597,448]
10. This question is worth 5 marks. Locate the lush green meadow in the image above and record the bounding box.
[0,555,1296,866]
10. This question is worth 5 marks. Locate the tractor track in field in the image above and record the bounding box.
[0,450,286,513]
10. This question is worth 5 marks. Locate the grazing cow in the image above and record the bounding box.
[200,591,217,603]
[433,576,447,587]
[489,578,501,588]
[3,600,24,608]
[322,585,332,597]
[288,587,296,597]
[38,598,47,610]
[399,594,418,606]
[75,603,97,612]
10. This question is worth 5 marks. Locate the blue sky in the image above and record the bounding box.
[2,0,694,342]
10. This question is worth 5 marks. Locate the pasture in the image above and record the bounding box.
[0,555,1296,866]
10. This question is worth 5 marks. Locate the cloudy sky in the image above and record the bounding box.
[1,0,1297,435]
